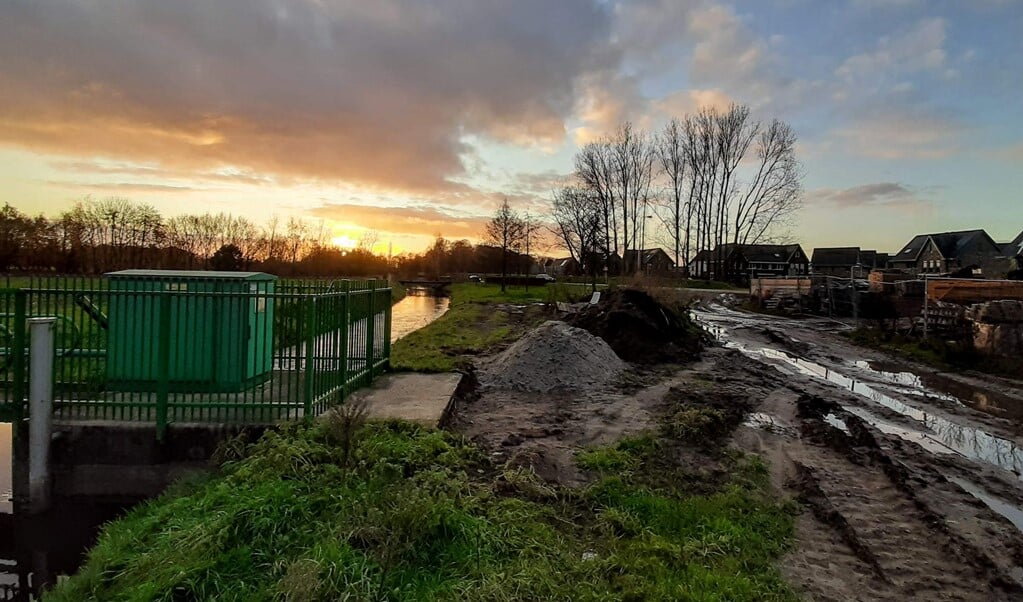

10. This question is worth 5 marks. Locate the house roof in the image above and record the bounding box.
[811,247,860,267]
[737,244,804,263]
[689,244,804,265]
[891,229,994,264]
[623,248,675,266]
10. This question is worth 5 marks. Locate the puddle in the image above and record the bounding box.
[949,477,1023,533]
[823,413,850,434]
[694,310,1023,478]
[854,360,1023,422]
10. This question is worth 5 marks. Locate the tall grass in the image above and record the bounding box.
[46,421,795,601]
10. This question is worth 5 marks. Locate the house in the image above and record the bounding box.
[623,248,676,275]
[889,230,1004,276]
[688,243,809,284]
[1001,230,1023,260]
[542,257,579,277]
[811,247,889,278]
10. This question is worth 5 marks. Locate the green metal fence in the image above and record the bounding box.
[0,277,391,436]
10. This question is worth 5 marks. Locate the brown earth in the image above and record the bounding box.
[447,302,1023,601]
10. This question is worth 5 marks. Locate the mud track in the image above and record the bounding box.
[450,306,1023,600]
[699,305,1023,600]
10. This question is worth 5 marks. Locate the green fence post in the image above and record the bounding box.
[365,280,375,381]
[302,296,317,423]
[340,281,350,395]
[12,291,27,418]
[383,286,392,371]
[156,293,171,440]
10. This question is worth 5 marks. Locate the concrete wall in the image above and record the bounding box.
[47,422,267,499]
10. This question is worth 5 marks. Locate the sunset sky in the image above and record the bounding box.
[1,0,1021,255]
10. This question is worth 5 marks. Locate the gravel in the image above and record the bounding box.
[478,320,625,393]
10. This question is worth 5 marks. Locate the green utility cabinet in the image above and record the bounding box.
[105,270,277,392]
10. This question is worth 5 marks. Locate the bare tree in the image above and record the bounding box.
[731,119,801,246]
[656,118,688,270]
[551,186,603,291]
[574,141,618,261]
[485,198,525,292]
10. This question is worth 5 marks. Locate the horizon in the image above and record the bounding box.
[1,1,1021,255]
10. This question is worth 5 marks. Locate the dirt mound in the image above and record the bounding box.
[570,289,702,364]
[478,320,625,393]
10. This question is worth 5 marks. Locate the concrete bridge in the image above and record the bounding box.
[398,279,452,294]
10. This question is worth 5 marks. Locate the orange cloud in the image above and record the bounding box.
[0,0,616,195]
[309,203,491,241]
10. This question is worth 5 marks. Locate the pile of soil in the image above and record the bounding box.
[570,289,701,364]
[478,320,625,393]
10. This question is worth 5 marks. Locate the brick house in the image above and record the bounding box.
[889,230,1003,276]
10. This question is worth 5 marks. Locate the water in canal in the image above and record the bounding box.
[0,292,448,599]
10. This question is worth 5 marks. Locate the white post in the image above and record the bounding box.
[28,317,55,514]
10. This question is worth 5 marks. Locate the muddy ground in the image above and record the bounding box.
[448,303,1023,601]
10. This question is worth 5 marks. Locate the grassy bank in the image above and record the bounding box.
[390,280,407,304]
[47,417,795,601]
[390,283,581,372]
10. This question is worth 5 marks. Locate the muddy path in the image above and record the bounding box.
[451,305,1023,600]
[696,304,1023,600]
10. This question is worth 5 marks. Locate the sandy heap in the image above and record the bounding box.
[479,320,625,393]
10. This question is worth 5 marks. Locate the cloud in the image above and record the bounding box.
[0,0,615,195]
[47,181,200,193]
[508,170,574,195]
[309,203,490,240]
[652,89,735,118]
[810,182,933,212]
[993,143,1023,163]
[836,17,948,82]
[833,106,967,160]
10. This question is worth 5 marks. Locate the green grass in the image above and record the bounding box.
[46,420,796,602]
[390,283,586,372]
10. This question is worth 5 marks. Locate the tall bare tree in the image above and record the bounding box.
[656,118,688,270]
[551,186,604,291]
[485,198,525,292]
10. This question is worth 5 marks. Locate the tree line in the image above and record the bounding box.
[0,198,535,279]
[551,104,802,278]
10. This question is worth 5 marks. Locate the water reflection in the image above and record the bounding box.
[390,292,449,342]
[737,345,1023,476]
[1,502,128,600]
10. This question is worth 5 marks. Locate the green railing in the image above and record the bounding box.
[0,278,391,436]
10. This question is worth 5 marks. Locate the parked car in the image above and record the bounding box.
[534,274,556,282]
[468,274,482,282]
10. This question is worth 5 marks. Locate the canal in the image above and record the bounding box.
[0,291,448,599]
